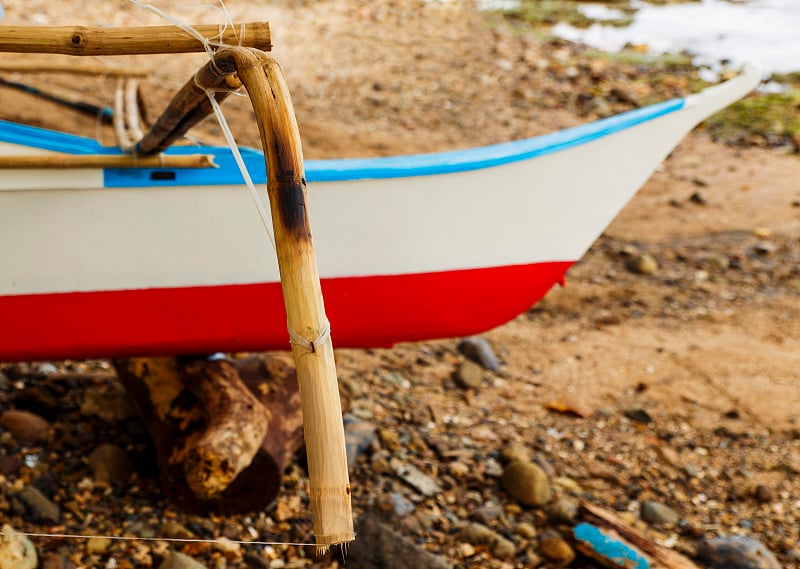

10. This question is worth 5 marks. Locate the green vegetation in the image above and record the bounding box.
[499,0,635,28]
[705,90,800,147]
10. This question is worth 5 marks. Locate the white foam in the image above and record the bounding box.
[553,0,800,75]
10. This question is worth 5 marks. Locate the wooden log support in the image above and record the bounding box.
[113,355,304,514]
[0,23,271,56]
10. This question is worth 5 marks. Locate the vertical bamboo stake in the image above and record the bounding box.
[223,47,354,549]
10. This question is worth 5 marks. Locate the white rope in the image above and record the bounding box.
[204,90,276,249]
[288,320,331,354]
[0,530,315,547]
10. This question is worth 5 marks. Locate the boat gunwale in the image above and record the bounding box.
[0,96,686,187]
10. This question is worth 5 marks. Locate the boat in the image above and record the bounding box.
[0,64,760,362]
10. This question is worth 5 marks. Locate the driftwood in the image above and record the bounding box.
[0,154,216,169]
[0,23,271,55]
[579,501,702,569]
[114,355,303,514]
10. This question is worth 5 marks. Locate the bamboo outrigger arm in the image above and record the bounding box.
[0,154,216,169]
[0,23,271,55]
[131,44,355,547]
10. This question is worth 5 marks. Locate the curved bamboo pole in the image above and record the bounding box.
[219,46,354,550]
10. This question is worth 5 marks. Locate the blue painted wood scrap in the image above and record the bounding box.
[574,523,649,569]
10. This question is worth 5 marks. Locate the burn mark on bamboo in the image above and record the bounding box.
[272,174,311,239]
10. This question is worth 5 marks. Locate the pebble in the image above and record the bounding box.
[514,522,537,539]
[85,537,111,555]
[377,492,415,518]
[539,533,575,566]
[158,551,206,569]
[458,522,516,560]
[344,415,377,471]
[453,360,483,390]
[689,190,708,205]
[0,410,51,445]
[640,501,680,526]
[392,459,441,497]
[696,535,781,569]
[40,552,74,569]
[469,504,503,525]
[11,486,60,523]
[753,241,776,256]
[0,524,37,569]
[501,462,552,507]
[624,407,653,424]
[89,443,134,487]
[80,387,137,422]
[625,254,658,275]
[548,498,579,524]
[501,441,530,464]
[753,484,772,503]
[457,336,500,371]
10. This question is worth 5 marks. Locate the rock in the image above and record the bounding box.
[753,241,776,255]
[0,410,51,445]
[625,254,658,276]
[160,521,195,540]
[469,504,503,525]
[689,190,708,205]
[696,535,780,569]
[753,484,773,503]
[501,462,552,507]
[41,552,76,569]
[11,486,60,524]
[377,492,415,518]
[348,513,451,569]
[0,455,20,476]
[85,537,111,555]
[654,445,681,467]
[392,459,441,497]
[539,533,575,567]
[624,407,653,424]
[344,415,377,471]
[89,444,133,487]
[158,550,207,569]
[0,524,37,569]
[80,386,137,422]
[501,441,530,464]
[548,498,579,524]
[640,501,680,526]
[514,522,537,539]
[453,360,483,389]
[457,337,500,371]
[378,428,401,451]
[459,522,516,560]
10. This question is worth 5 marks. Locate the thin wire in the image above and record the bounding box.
[0,530,315,547]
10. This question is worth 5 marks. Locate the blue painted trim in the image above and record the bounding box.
[0,97,685,187]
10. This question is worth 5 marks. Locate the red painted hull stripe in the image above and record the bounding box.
[0,261,572,361]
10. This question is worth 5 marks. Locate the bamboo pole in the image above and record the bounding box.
[135,56,241,155]
[0,153,216,169]
[0,61,149,77]
[0,23,271,55]
[219,46,354,550]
